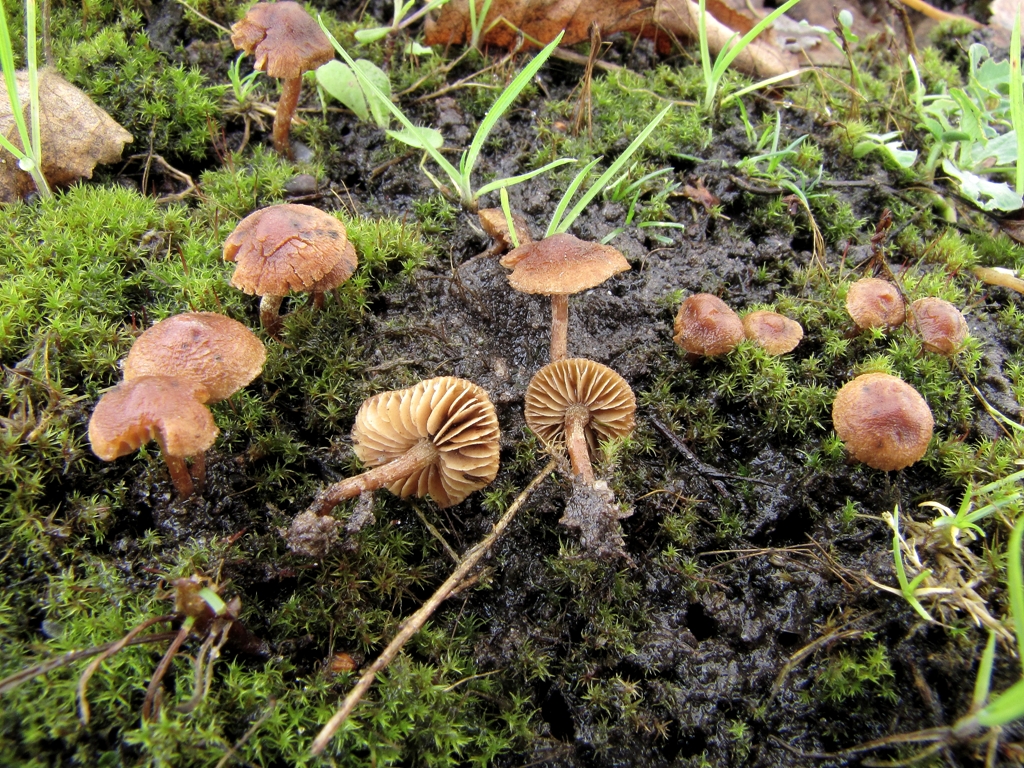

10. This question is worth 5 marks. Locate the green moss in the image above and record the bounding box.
[57,17,222,161]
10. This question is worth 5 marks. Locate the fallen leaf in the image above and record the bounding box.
[682,177,719,211]
[0,68,133,202]
[424,0,801,78]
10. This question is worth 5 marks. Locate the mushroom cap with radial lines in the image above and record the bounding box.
[230,1,334,80]
[500,233,629,295]
[352,377,500,508]
[123,312,266,403]
[845,277,906,330]
[223,204,356,297]
[88,376,218,461]
[524,359,636,453]
[831,372,933,471]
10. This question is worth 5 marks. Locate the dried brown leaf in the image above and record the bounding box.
[424,0,800,77]
[0,69,133,202]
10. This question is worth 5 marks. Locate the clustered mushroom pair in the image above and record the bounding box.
[89,313,266,498]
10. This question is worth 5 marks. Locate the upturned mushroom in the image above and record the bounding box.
[831,372,933,471]
[88,376,219,498]
[500,233,630,362]
[673,294,745,356]
[742,310,803,355]
[524,358,636,485]
[908,297,969,356]
[230,1,335,158]
[303,376,501,519]
[223,203,358,337]
[123,312,266,402]
[846,277,906,331]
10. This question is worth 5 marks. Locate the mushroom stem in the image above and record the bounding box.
[259,294,285,338]
[308,439,440,517]
[273,76,302,159]
[550,294,569,362]
[564,404,594,485]
[311,291,325,311]
[162,452,195,498]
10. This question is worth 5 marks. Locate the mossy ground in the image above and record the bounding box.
[2,1,1024,766]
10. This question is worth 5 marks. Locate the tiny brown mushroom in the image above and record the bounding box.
[305,377,500,518]
[673,294,744,356]
[908,297,969,356]
[123,312,266,403]
[230,1,334,158]
[477,207,533,257]
[500,233,630,362]
[742,310,803,355]
[524,358,636,485]
[88,376,219,498]
[846,277,906,331]
[223,203,358,337]
[831,372,933,471]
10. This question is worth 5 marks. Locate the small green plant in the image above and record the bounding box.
[316,57,393,129]
[319,21,573,210]
[226,53,261,109]
[921,464,1024,545]
[353,0,451,43]
[697,0,804,111]
[0,0,50,197]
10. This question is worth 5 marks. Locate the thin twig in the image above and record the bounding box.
[310,459,557,756]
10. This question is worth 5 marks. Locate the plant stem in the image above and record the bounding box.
[310,458,557,756]
[307,439,440,517]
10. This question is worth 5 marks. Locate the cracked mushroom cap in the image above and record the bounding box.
[742,310,803,355]
[908,297,968,356]
[846,277,906,330]
[123,312,266,403]
[89,376,218,461]
[524,359,636,453]
[500,233,630,295]
[673,294,744,356]
[223,204,356,297]
[351,377,500,508]
[832,372,933,471]
[230,1,334,80]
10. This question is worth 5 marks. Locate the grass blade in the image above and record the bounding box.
[475,157,575,199]
[546,157,601,237]
[554,104,673,235]
[462,32,564,193]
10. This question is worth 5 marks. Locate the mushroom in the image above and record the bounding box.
[673,294,744,356]
[500,233,630,362]
[907,297,969,356]
[230,1,335,158]
[223,203,358,337]
[123,312,266,402]
[477,207,533,257]
[524,358,636,485]
[831,372,933,471]
[304,377,500,518]
[742,310,803,355]
[846,277,906,331]
[88,376,219,498]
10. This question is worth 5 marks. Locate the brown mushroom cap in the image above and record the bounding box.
[524,359,636,453]
[478,207,533,249]
[908,297,968,356]
[673,294,745,356]
[308,242,359,292]
[846,277,906,330]
[500,233,630,295]
[230,1,334,80]
[223,204,354,297]
[832,372,933,471]
[351,377,500,508]
[89,376,218,461]
[742,310,803,355]
[123,312,266,403]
